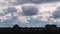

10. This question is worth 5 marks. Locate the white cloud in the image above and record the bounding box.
[14,2,60,24]
[17,15,29,23]
[5,13,12,19]
[0,1,60,27]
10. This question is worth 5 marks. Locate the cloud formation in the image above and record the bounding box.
[52,6,60,19]
[22,5,38,16]
[0,0,60,6]
[53,10,60,19]
[3,7,17,14]
[9,0,60,5]
[0,0,60,27]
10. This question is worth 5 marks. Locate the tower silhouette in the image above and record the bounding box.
[45,24,57,32]
[13,24,20,29]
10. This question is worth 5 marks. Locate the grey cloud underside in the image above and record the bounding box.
[0,0,60,5]
[3,7,17,14]
[0,13,5,16]
[53,10,60,19]
[11,0,60,5]
[52,6,60,19]
[22,6,38,16]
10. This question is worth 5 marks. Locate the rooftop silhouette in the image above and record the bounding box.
[0,24,60,33]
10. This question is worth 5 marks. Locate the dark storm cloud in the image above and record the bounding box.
[3,7,17,14]
[22,6,38,16]
[11,0,60,5]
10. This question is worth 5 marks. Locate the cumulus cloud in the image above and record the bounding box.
[0,6,18,23]
[22,5,38,16]
[0,0,60,27]
[0,13,12,22]
[3,7,17,14]
[17,16,29,23]
[52,6,60,19]
[53,10,60,19]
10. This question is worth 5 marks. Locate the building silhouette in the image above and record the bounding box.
[0,24,60,33]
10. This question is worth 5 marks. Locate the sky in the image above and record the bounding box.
[0,0,60,27]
